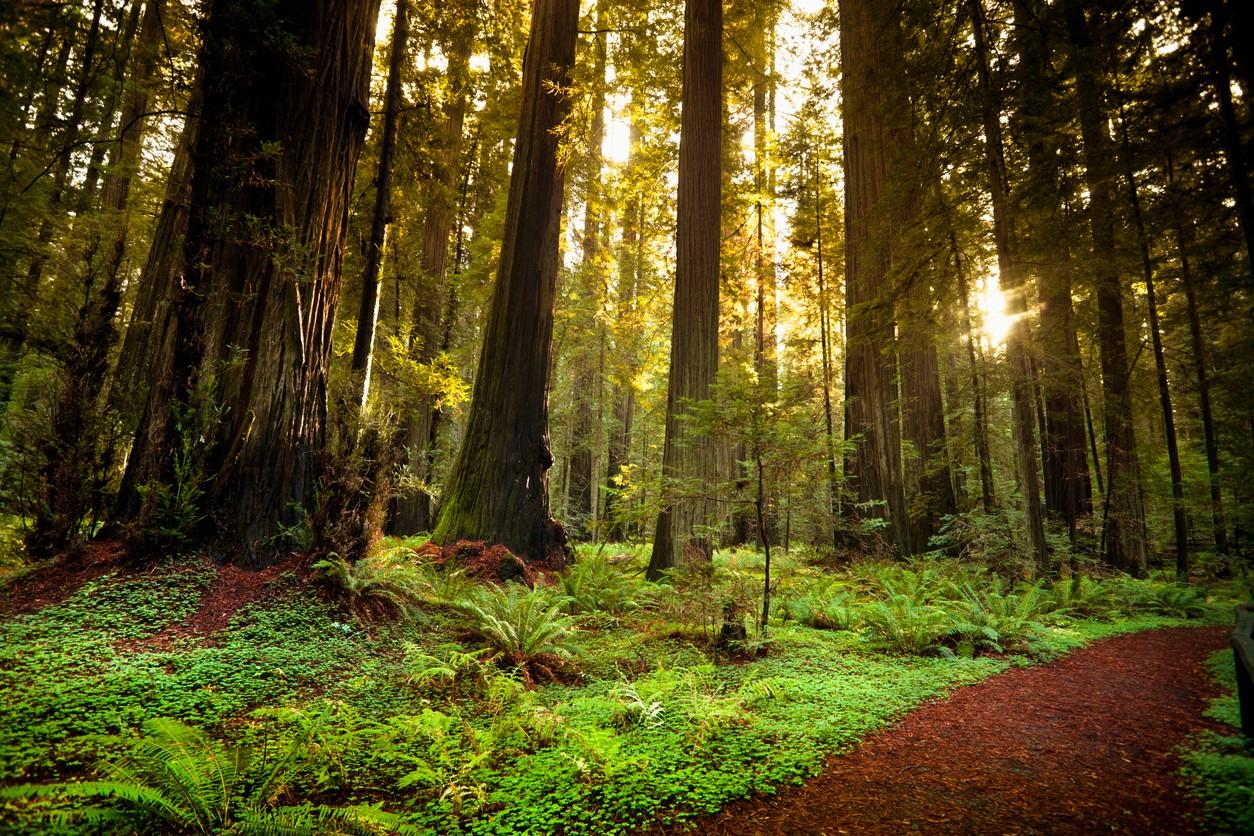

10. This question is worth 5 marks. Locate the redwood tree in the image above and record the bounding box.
[647,0,723,578]
[431,0,580,562]
[119,0,383,564]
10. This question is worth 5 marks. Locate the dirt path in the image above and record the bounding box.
[670,626,1228,835]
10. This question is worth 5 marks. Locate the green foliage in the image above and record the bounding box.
[0,717,410,834]
[453,583,579,674]
[776,578,856,630]
[859,593,953,654]
[310,549,426,620]
[558,551,649,618]
[1179,649,1254,833]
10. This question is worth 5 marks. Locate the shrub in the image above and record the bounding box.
[777,580,856,630]
[559,552,646,618]
[453,583,578,683]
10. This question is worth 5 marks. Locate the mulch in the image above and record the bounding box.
[0,539,127,616]
[663,626,1229,835]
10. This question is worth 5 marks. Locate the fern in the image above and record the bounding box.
[454,583,578,678]
[860,593,953,655]
[311,552,426,621]
[0,718,413,834]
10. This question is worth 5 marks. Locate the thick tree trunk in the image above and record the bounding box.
[431,0,579,563]
[120,0,382,565]
[1066,2,1147,574]
[838,0,910,554]
[349,0,409,408]
[647,0,722,578]
[969,0,1049,576]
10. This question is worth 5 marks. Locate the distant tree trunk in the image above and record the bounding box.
[1066,2,1147,574]
[349,0,409,409]
[969,0,1049,576]
[566,13,608,537]
[1167,152,1227,554]
[1117,100,1188,581]
[78,0,143,215]
[815,161,840,548]
[390,26,474,535]
[120,0,383,565]
[604,128,641,541]
[431,0,579,563]
[1204,3,1254,279]
[952,233,995,514]
[25,0,163,556]
[0,0,106,404]
[1013,0,1091,536]
[647,0,722,578]
[838,0,910,554]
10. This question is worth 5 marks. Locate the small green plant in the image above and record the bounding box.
[0,717,409,833]
[777,579,856,630]
[454,583,578,682]
[860,593,953,655]
[311,551,426,621]
[559,552,646,618]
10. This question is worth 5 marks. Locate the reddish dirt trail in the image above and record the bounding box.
[671,626,1228,835]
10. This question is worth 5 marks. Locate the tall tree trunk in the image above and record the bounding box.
[566,11,608,536]
[952,233,995,514]
[432,0,580,563]
[120,0,383,565]
[390,25,474,535]
[604,125,642,542]
[1117,99,1188,581]
[969,0,1049,576]
[815,161,840,547]
[1167,152,1227,554]
[1013,0,1091,536]
[25,0,164,557]
[349,0,409,408]
[646,0,722,578]
[838,0,910,553]
[77,0,143,215]
[1066,2,1147,574]
[1205,4,1254,280]
[0,0,106,404]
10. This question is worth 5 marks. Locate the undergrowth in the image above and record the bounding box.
[0,541,1236,834]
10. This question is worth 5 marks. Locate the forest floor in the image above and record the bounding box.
[673,625,1229,835]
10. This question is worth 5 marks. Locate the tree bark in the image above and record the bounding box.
[815,160,840,548]
[647,0,722,578]
[838,0,910,553]
[349,0,409,408]
[969,0,1049,577]
[431,0,580,563]
[1066,2,1147,574]
[120,0,383,565]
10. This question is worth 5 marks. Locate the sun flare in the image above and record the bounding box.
[977,273,1015,347]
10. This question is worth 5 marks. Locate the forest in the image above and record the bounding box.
[0,0,1252,832]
